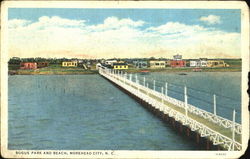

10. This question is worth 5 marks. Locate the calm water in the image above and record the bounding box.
[135,72,241,122]
[8,72,241,150]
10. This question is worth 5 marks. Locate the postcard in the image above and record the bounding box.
[1,1,249,158]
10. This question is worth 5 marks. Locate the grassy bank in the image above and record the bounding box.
[9,66,98,75]
[8,64,241,75]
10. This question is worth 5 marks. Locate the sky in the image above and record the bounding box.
[8,8,241,59]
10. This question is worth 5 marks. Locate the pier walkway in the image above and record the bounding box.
[99,67,242,151]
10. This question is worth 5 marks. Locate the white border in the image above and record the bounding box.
[1,1,249,158]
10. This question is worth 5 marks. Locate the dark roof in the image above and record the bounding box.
[113,63,128,65]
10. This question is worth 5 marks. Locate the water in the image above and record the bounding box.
[134,72,241,123]
[8,72,241,150]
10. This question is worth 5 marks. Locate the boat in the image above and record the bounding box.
[178,73,187,75]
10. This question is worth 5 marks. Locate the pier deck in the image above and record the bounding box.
[99,68,242,151]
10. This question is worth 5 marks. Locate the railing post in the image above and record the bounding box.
[184,86,188,116]
[124,72,126,83]
[213,94,217,115]
[130,74,132,85]
[146,83,149,96]
[143,77,146,87]
[165,82,168,96]
[153,80,155,91]
[232,109,236,151]
[161,87,164,104]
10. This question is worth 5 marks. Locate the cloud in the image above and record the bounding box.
[88,16,145,31]
[8,16,240,59]
[8,19,31,29]
[199,15,221,25]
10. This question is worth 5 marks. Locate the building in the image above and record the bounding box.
[113,63,128,69]
[170,60,186,67]
[62,61,77,67]
[165,60,171,67]
[173,54,182,60]
[170,54,186,67]
[37,62,49,68]
[190,58,208,67]
[133,60,148,68]
[96,63,102,70]
[105,60,117,66]
[149,60,166,68]
[190,60,200,67]
[207,60,229,67]
[20,62,37,69]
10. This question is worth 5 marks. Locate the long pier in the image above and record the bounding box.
[99,67,242,151]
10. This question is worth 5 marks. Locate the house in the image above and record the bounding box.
[62,61,77,67]
[190,60,200,67]
[149,60,166,68]
[165,60,171,67]
[170,54,186,67]
[113,63,128,69]
[207,60,229,67]
[96,63,102,70]
[200,60,208,67]
[133,60,148,68]
[37,62,49,68]
[190,58,208,67]
[170,60,186,67]
[20,62,37,69]
[105,60,117,66]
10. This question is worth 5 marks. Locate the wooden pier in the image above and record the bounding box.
[99,67,242,151]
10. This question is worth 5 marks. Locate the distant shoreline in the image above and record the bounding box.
[8,67,241,75]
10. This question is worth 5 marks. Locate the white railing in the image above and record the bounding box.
[99,67,242,151]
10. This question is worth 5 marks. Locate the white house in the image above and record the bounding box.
[105,60,117,66]
[190,59,207,67]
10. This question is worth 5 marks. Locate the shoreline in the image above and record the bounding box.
[8,67,241,75]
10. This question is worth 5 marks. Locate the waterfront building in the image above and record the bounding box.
[20,62,37,69]
[62,61,77,67]
[190,61,200,67]
[170,54,186,67]
[133,60,148,68]
[37,62,49,68]
[105,60,117,66]
[170,60,186,67]
[190,58,208,67]
[149,60,166,68]
[113,63,128,69]
[165,60,171,67]
[207,60,229,67]
[173,54,182,60]
[96,63,102,70]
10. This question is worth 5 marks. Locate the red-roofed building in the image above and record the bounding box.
[170,54,186,67]
[20,62,37,69]
[170,60,186,67]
